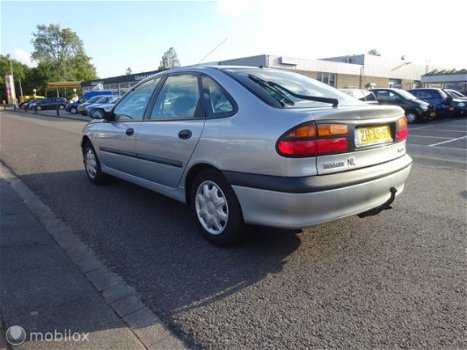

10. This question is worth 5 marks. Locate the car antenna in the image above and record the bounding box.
[197,38,228,65]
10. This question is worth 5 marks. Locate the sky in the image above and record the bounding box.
[1,0,466,79]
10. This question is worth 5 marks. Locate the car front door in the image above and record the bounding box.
[132,73,206,188]
[91,78,161,175]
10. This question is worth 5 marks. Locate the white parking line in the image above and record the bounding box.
[427,129,467,132]
[428,135,467,147]
[408,135,451,139]
[409,122,467,130]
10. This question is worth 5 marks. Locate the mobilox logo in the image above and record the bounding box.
[5,325,89,345]
[6,325,26,346]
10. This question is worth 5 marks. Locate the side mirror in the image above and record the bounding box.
[103,110,115,121]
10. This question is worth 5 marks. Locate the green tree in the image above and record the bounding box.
[31,24,97,81]
[158,47,180,70]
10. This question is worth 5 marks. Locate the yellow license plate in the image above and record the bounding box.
[356,125,392,146]
[430,112,436,117]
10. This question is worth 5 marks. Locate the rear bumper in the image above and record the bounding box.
[230,154,412,229]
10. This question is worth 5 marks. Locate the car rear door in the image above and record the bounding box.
[132,73,206,188]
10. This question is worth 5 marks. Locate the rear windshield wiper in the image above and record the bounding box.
[248,75,295,107]
[249,75,339,108]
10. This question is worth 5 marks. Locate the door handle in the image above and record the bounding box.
[178,130,192,139]
[126,128,134,136]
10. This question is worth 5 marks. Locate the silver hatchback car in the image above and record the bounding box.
[82,66,412,245]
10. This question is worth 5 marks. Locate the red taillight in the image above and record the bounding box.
[316,138,349,154]
[396,117,408,141]
[277,123,349,157]
[396,128,408,141]
[277,140,317,156]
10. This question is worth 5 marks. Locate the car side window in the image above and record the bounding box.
[201,75,236,117]
[113,78,160,121]
[150,74,202,120]
[374,90,389,100]
[413,91,431,99]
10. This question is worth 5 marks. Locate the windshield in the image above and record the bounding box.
[86,95,105,104]
[95,96,110,103]
[438,89,448,99]
[395,89,417,100]
[444,89,464,98]
[222,68,360,108]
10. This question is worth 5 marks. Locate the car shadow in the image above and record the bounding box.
[8,169,301,346]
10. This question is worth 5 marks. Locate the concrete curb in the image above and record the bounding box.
[0,162,187,350]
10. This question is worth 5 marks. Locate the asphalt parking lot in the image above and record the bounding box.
[408,117,467,148]
[1,110,466,349]
[406,117,467,163]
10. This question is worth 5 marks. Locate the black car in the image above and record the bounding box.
[370,88,436,123]
[33,97,68,111]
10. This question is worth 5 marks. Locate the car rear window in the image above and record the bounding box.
[221,68,359,108]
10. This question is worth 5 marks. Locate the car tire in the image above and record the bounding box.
[190,169,245,246]
[36,105,42,111]
[70,107,77,114]
[59,104,65,110]
[405,111,419,123]
[82,141,109,185]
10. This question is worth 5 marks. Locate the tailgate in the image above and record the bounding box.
[314,105,407,175]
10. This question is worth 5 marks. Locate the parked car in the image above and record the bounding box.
[408,88,455,118]
[18,98,36,108]
[89,97,121,119]
[81,66,412,245]
[443,89,467,100]
[65,101,80,114]
[19,95,46,108]
[340,89,378,104]
[80,95,120,116]
[66,90,114,114]
[32,97,68,111]
[21,98,44,110]
[76,95,112,115]
[442,89,467,116]
[370,88,435,123]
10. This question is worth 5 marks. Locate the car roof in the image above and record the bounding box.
[370,88,403,92]
[408,88,442,91]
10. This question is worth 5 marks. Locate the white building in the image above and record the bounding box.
[214,53,450,89]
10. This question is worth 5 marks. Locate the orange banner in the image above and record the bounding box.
[47,81,82,88]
